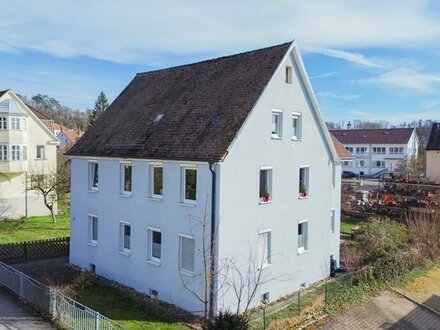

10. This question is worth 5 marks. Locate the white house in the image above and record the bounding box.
[330,128,419,176]
[67,41,341,315]
[426,123,440,182]
[0,90,58,218]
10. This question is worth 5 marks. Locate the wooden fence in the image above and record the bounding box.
[0,237,69,264]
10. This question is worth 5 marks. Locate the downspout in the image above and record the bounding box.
[208,161,216,319]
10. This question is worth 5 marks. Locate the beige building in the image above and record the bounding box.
[426,122,440,182]
[0,90,58,218]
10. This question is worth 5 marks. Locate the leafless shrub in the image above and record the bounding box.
[340,243,364,271]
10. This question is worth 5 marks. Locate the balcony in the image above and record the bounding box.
[0,161,28,173]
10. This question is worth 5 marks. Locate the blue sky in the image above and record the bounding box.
[1,0,440,124]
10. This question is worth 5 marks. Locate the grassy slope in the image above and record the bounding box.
[76,284,190,330]
[0,213,70,243]
[340,216,364,235]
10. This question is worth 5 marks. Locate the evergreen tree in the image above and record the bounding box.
[88,91,109,127]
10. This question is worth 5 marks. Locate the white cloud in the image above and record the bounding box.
[309,72,337,79]
[0,0,439,64]
[316,92,360,100]
[360,69,440,93]
[350,109,440,123]
[318,49,383,68]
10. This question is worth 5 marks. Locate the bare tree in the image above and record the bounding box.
[0,195,11,220]
[397,155,425,179]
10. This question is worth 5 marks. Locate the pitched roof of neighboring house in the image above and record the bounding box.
[426,123,440,150]
[67,42,292,161]
[330,128,414,145]
[27,104,55,133]
[0,90,8,98]
[59,129,82,144]
[330,133,353,159]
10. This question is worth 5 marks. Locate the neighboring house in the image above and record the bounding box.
[331,128,419,176]
[67,41,341,314]
[0,90,58,218]
[330,133,354,162]
[426,122,440,182]
[57,128,83,151]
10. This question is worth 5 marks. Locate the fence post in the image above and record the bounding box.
[95,312,100,330]
[297,291,301,316]
[19,272,24,298]
[50,287,57,319]
[24,242,27,261]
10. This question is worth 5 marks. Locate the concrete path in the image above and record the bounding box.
[319,291,440,330]
[0,287,54,330]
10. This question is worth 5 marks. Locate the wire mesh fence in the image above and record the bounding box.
[0,261,124,330]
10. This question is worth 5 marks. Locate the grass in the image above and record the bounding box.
[75,283,191,330]
[340,216,364,235]
[0,212,70,243]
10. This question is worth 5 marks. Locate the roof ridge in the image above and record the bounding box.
[136,41,293,76]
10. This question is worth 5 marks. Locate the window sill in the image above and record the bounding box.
[258,201,272,205]
[88,189,98,193]
[180,269,195,277]
[120,193,132,198]
[118,250,130,257]
[146,259,161,266]
[297,248,308,255]
[87,242,98,247]
[258,263,272,270]
[180,202,196,207]
[291,137,302,141]
[271,136,282,140]
[298,195,309,200]
[35,158,47,161]
[149,197,163,202]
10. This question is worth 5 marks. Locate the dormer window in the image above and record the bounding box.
[285,66,292,84]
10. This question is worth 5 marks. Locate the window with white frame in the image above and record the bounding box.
[271,110,282,138]
[355,147,368,154]
[22,118,27,131]
[358,160,365,167]
[11,145,21,160]
[10,117,20,130]
[36,145,45,159]
[258,230,271,268]
[148,228,161,263]
[292,112,302,140]
[89,162,99,190]
[372,147,386,154]
[331,210,335,233]
[299,167,309,197]
[298,221,308,253]
[121,163,132,194]
[182,167,196,203]
[374,160,385,168]
[259,168,272,202]
[150,164,163,198]
[88,215,98,244]
[179,235,195,273]
[285,66,293,84]
[389,147,404,154]
[120,222,131,253]
[0,145,7,161]
[343,161,349,166]
[346,147,354,153]
[0,117,6,130]
[22,145,27,160]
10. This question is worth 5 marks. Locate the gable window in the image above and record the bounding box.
[331,209,335,233]
[121,163,132,195]
[88,215,98,245]
[148,228,161,263]
[258,230,271,268]
[10,117,20,130]
[285,66,293,84]
[259,167,273,203]
[298,221,308,254]
[372,147,386,154]
[0,145,8,161]
[299,167,309,198]
[179,235,195,274]
[36,145,45,160]
[292,112,302,140]
[150,164,163,198]
[0,117,6,130]
[182,167,196,203]
[89,162,99,190]
[271,110,283,138]
[120,222,131,253]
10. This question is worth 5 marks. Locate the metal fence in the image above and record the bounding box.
[0,261,124,330]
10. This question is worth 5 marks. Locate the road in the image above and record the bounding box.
[0,287,54,330]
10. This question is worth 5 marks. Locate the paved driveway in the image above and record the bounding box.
[320,291,440,330]
[0,287,54,330]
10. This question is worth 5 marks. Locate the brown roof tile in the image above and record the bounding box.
[330,128,414,145]
[67,42,292,161]
[330,134,353,159]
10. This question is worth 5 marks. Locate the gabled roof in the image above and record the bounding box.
[0,90,8,98]
[330,134,353,159]
[27,104,55,133]
[59,129,82,144]
[330,128,414,145]
[67,42,292,161]
[426,123,440,150]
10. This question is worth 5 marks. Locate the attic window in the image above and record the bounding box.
[153,113,165,123]
[285,66,293,84]
[362,135,367,138]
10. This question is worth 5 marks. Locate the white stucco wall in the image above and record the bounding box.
[426,150,440,182]
[215,50,340,311]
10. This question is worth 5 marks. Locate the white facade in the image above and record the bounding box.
[341,133,419,176]
[0,90,58,218]
[69,43,341,314]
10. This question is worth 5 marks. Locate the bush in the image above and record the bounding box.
[205,311,249,330]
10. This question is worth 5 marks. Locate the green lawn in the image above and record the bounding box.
[340,216,364,235]
[0,213,70,243]
[76,284,191,330]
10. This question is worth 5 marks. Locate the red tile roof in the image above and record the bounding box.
[330,134,353,159]
[330,128,414,145]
